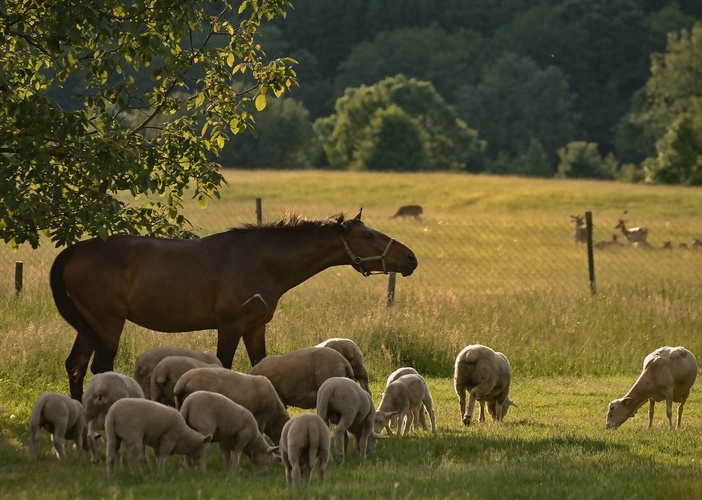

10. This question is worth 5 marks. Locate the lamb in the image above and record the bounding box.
[279,414,330,485]
[105,398,211,476]
[454,344,517,426]
[570,215,587,244]
[28,392,84,461]
[606,346,697,429]
[179,390,278,473]
[315,338,371,395]
[615,219,648,245]
[82,371,145,463]
[133,346,222,399]
[384,367,424,430]
[248,346,355,409]
[374,374,437,436]
[173,366,290,445]
[150,355,221,407]
[316,377,386,463]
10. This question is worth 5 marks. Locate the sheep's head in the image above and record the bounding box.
[373,410,397,434]
[487,398,519,421]
[606,397,635,429]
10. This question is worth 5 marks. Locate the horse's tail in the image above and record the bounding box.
[50,245,99,345]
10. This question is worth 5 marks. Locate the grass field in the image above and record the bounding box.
[1,171,702,499]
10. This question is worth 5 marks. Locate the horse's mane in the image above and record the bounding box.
[232,212,347,233]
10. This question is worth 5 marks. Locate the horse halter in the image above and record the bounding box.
[341,234,395,277]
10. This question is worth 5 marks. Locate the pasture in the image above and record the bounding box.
[1,170,702,498]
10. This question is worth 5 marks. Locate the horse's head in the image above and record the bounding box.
[341,209,418,277]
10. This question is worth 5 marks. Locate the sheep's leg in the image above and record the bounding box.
[423,399,437,434]
[229,442,247,475]
[457,385,467,424]
[282,452,293,485]
[664,396,674,430]
[51,421,68,459]
[28,425,39,461]
[463,391,478,426]
[648,399,656,428]
[399,408,411,436]
[478,400,486,423]
[288,450,302,485]
[106,436,121,478]
[124,441,143,475]
[219,444,233,473]
[677,395,688,429]
[317,445,328,484]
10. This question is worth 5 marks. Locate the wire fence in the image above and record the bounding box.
[3,199,702,299]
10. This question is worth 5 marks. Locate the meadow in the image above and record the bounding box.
[1,170,702,499]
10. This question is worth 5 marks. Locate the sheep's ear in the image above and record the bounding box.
[373,431,389,440]
[203,434,212,444]
[622,397,633,406]
[273,454,284,465]
[508,400,519,409]
[267,446,279,455]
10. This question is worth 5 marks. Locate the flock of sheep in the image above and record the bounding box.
[27,339,697,485]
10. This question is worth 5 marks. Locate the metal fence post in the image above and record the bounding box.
[256,198,262,227]
[386,272,396,307]
[586,211,596,295]
[15,261,23,297]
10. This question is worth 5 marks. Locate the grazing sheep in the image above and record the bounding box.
[454,344,517,426]
[316,377,386,463]
[384,367,423,430]
[315,338,371,395]
[28,392,84,461]
[180,390,278,473]
[570,215,587,244]
[150,356,221,407]
[280,414,330,485]
[615,219,648,245]
[374,374,437,436]
[248,347,355,409]
[173,367,290,445]
[692,238,702,251]
[105,398,211,476]
[82,371,144,463]
[606,346,698,429]
[134,346,222,399]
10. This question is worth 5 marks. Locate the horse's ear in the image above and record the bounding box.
[354,208,363,221]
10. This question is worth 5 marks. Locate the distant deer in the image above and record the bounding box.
[570,215,587,244]
[595,234,621,249]
[391,205,423,220]
[692,238,702,252]
[615,219,648,245]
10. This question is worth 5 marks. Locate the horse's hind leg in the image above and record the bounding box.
[66,334,95,401]
[90,321,124,376]
[242,324,267,367]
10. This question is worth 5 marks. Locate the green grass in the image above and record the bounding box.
[2,171,702,498]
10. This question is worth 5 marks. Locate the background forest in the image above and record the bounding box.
[48,0,702,183]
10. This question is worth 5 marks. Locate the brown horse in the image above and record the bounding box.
[50,209,418,400]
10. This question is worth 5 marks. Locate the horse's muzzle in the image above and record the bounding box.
[400,252,418,276]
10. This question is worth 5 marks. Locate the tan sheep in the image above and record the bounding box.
[279,413,330,486]
[133,346,222,399]
[180,390,279,473]
[105,398,211,476]
[374,374,437,436]
[454,344,517,426]
[606,346,698,429]
[150,356,221,407]
[248,346,355,409]
[82,371,144,463]
[315,338,371,395]
[173,367,290,445]
[385,367,422,430]
[28,392,84,461]
[316,377,387,463]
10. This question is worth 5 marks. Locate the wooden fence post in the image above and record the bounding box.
[586,211,596,295]
[15,261,23,297]
[386,272,396,307]
[256,198,262,227]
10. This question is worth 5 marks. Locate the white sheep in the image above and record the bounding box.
[28,392,84,461]
[316,377,386,463]
[173,366,290,445]
[454,344,517,426]
[374,374,437,436]
[248,346,355,409]
[180,390,279,473]
[105,398,211,476]
[150,355,221,407]
[606,346,698,429]
[82,371,145,463]
[133,346,222,399]
[315,338,371,395]
[384,367,424,431]
[279,413,330,485]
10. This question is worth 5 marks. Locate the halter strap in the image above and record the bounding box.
[341,234,395,277]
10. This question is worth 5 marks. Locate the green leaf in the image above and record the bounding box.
[255,94,267,111]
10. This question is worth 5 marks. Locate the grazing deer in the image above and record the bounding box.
[692,239,702,251]
[615,219,648,245]
[391,205,423,220]
[595,234,621,249]
[570,215,587,244]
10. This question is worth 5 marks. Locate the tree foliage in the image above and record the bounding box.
[315,75,483,172]
[0,0,297,248]
[556,142,618,180]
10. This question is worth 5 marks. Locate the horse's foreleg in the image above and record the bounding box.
[90,319,124,377]
[243,324,267,367]
[66,334,95,401]
[216,326,243,369]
